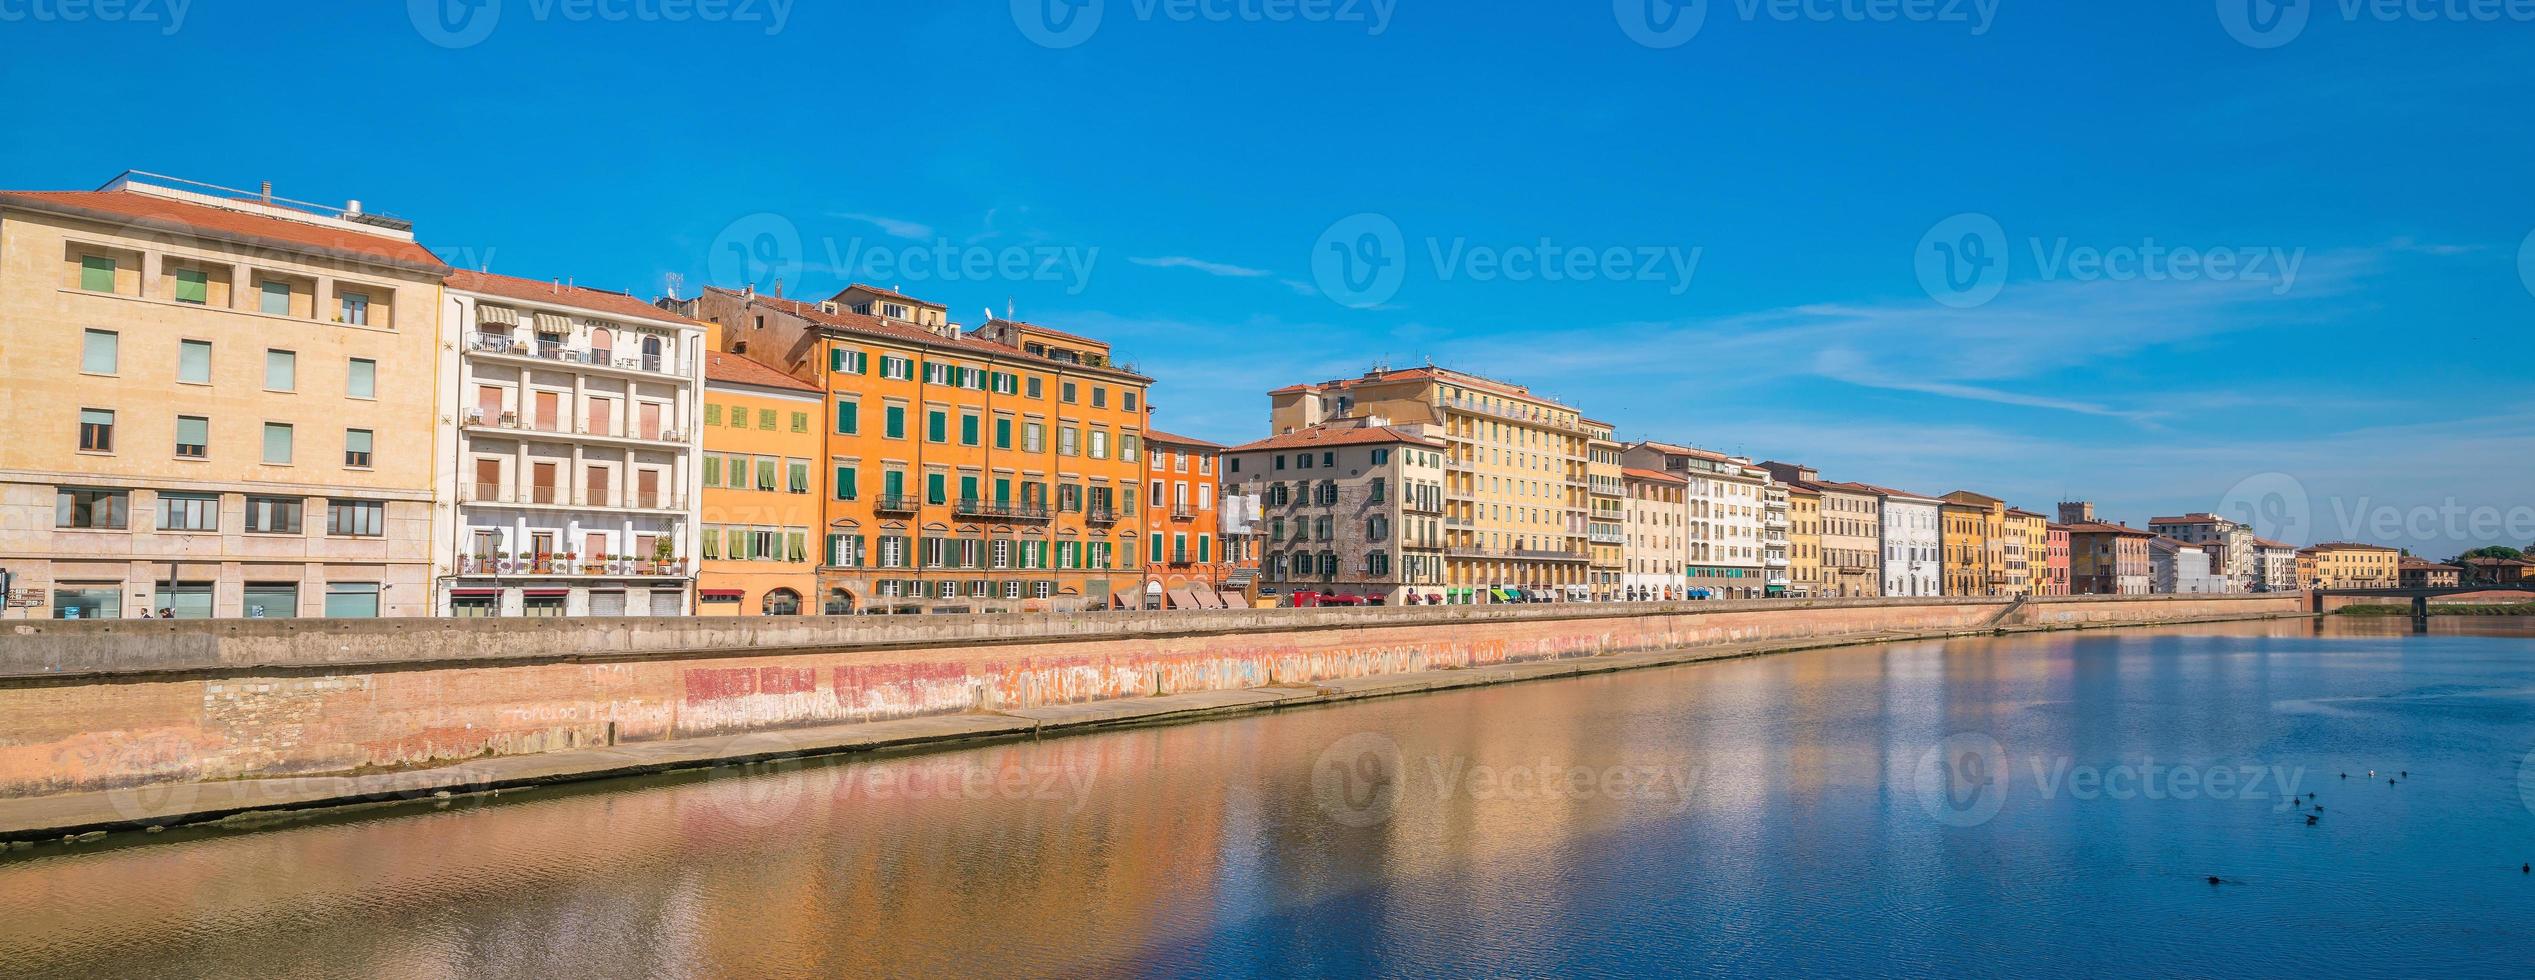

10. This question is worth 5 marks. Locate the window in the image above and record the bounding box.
[787,459,810,494]
[265,349,296,391]
[347,359,376,399]
[927,409,948,443]
[836,400,859,435]
[244,496,304,534]
[1024,421,1045,453]
[1091,387,1107,409]
[344,429,374,468]
[884,405,907,439]
[1061,381,1078,404]
[252,422,294,465]
[324,582,381,618]
[339,291,370,326]
[880,355,913,380]
[259,280,291,315]
[995,417,1013,449]
[175,415,209,458]
[1059,427,1078,457]
[1124,391,1138,412]
[78,408,113,452]
[55,488,128,529]
[790,411,810,433]
[80,329,117,374]
[960,412,981,446]
[1026,376,1043,398]
[830,347,868,374]
[834,464,858,500]
[243,583,299,619]
[328,499,385,537]
[179,339,211,383]
[758,408,778,431]
[173,267,208,305]
[79,254,116,292]
[756,456,779,491]
[1089,429,1109,459]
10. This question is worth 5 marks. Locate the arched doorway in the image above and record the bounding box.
[824,588,856,616]
[764,588,801,615]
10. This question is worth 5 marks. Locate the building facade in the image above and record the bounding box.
[1270,367,1591,602]
[1223,418,1446,604]
[1858,485,1941,597]
[2250,538,2301,593]
[1144,428,1229,605]
[1585,421,1625,601]
[695,350,822,616]
[2150,536,2228,594]
[1621,467,1687,600]
[436,271,707,617]
[1762,479,1792,597]
[2149,513,2252,593]
[2043,523,2071,596]
[1624,442,1769,598]
[2299,542,2400,590]
[2,174,446,619]
[1783,482,1822,598]
[2063,520,2155,595]
[2007,508,2049,598]
[2399,558,2461,590]
[1939,491,2016,596]
[678,287,1152,613]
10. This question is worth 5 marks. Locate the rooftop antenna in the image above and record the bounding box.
[1006,298,1015,321]
[663,272,685,302]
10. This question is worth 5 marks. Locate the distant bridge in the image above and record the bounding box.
[2311,583,2535,629]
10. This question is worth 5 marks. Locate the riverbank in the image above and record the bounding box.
[0,598,2309,845]
[2338,602,2535,616]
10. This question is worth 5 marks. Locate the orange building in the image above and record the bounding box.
[695,350,824,615]
[1141,428,1227,605]
[677,285,1151,613]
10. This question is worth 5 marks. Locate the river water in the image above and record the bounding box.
[4,618,2532,978]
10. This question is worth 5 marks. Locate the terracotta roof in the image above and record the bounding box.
[1784,483,1821,496]
[1942,490,2006,506]
[448,269,704,328]
[2148,513,2226,526]
[1271,366,1553,405]
[705,351,820,393]
[836,283,945,310]
[1622,467,1686,484]
[709,287,1151,382]
[2304,541,2400,553]
[2061,520,2157,537]
[984,317,1107,350]
[1841,482,1939,501]
[0,188,448,271]
[2006,507,2049,519]
[2459,556,2534,567]
[2251,537,2298,549]
[2401,558,2460,570]
[1226,423,1443,454]
[1145,428,1225,451]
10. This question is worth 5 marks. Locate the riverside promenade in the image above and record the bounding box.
[0,594,2308,841]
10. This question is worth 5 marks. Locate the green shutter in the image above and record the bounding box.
[80,255,116,292]
[791,412,809,434]
[836,401,857,435]
[960,475,978,502]
[995,478,1011,503]
[926,472,946,504]
[703,456,721,486]
[174,268,208,304]
[961,414,979,446]
[756,457,777,490]
[927,410,946,443]
[1199,536,1211,562]
[1150,533,1164,563]
[705,404,723,426]
[995,417,1012,449]
[883,470,904,498]
[830,348,845,372]
[885,406,905,439]
[835,466,857,500]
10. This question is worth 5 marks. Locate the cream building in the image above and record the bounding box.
[1623,442,1769,599]
[1270,367,1592,604]
[0,174,447,619]
[1762,478,1792,597]
[434,270,708,617]
[1620,467,1687,600]
[1222,416,1447,604]
[1585,420,1625,601]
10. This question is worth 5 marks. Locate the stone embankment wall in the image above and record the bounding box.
[0,594,2304,798]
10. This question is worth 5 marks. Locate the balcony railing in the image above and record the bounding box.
[1085,507,1122,525]
[462,408,683,445]
[955,499,1052,521]
[874,494,919,513]
[471,333,676,377]
[1170,506,1198,521]
[458,555,688,577]
[463,483,683,511]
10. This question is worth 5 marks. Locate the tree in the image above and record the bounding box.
[2453,546,2524,563]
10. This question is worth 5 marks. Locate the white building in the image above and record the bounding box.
[2149,513,2251,593]
[433,270,707,616]
[2151,536,2230,594]
[1862,484,1942,598]
[1621,466,1687,601]
[1622,442,1770,598]
[2250,537,2301,594]
[1762,477,1791,597]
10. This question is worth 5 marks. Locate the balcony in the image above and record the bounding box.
[463,408,686,447]
[1085,507,1123,525]
[1405,498,1444,515]
[463,482,685,512]
[470,332,683,381]
[955,499,1052,521]
[1171,506,1199,521]
[873,494,919,514]
[457,555,689,577]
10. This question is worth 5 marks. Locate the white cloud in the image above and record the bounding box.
[1131,255,1272,278]
[830,211,934,240]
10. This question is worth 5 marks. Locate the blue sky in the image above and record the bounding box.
[4,2,2530,553]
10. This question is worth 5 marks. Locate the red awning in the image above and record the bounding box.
[448,589,500,597]
[699,589,746,600]
[522,588,570,597]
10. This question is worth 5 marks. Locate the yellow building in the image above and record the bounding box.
[1785,483,1823,597]
[1584,420,1624,600]
[2007,508,2050,597]
[0,174,446,619]
[1270,367,1593,603]
[2299,542,2401,590]
[1939,491,2013,596]
[679,285,1152,613]
[696,350,824,615]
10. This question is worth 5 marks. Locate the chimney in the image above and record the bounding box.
[345,199,362,216]
[260,181,272,205]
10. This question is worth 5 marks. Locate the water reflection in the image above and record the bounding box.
[4,618,2532,977]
